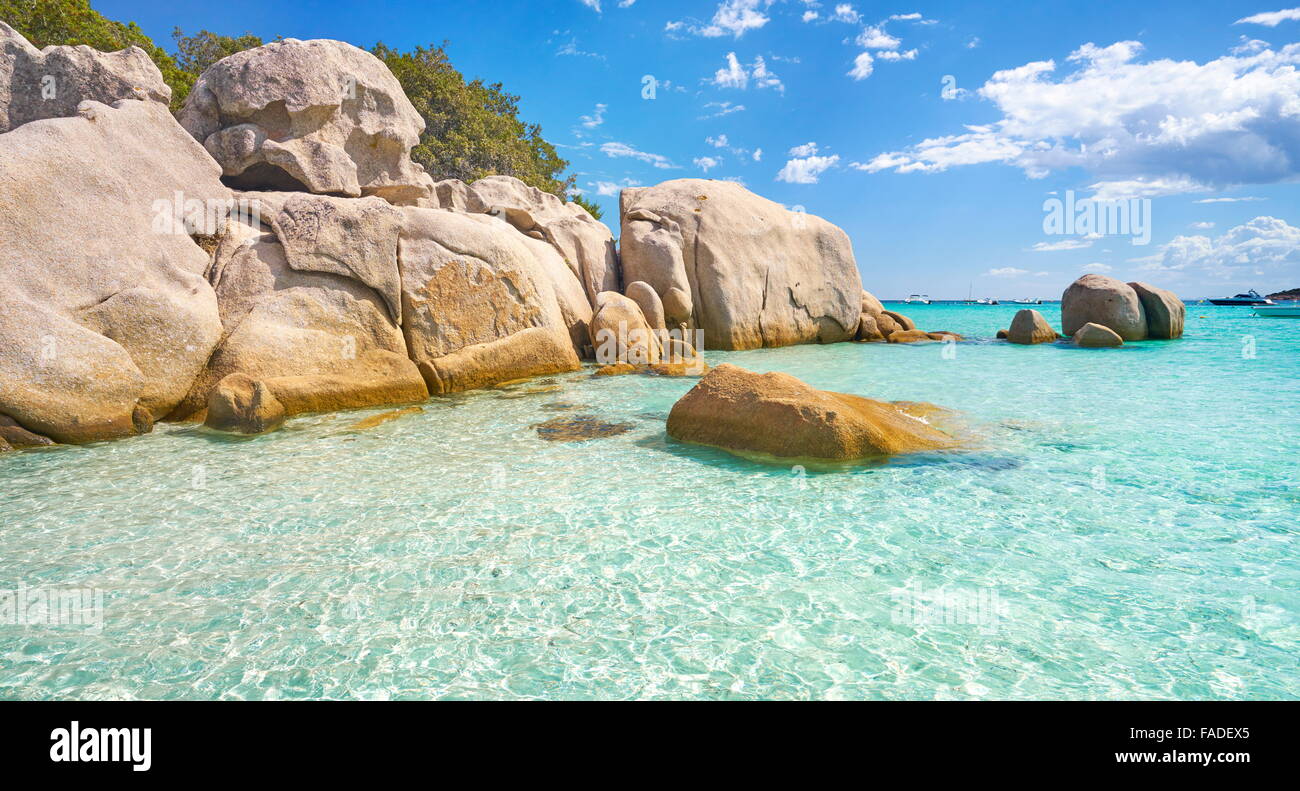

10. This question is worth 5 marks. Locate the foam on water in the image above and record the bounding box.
[1,304,1297,699]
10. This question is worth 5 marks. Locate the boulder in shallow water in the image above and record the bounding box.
[589,291,660,365]
[882,310,915,332]
[205,374,286,434]
[1128,281,1184,339]
[0,414,55,447]
[1072,322,1124,348]
[1007,309,1057,345]
[887,329,936,343]
[1061,274,1147,340]
[666,363,957,460]
[418,326,580,394]
[855,314,886,342]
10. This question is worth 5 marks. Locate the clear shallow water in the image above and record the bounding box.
[1,303,1297,700]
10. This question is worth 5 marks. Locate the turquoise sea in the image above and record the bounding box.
[1,303,1297,700]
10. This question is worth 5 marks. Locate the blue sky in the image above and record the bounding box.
[98,0,1300,299]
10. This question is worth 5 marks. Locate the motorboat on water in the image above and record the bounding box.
[904,294,932,304]
[1010,298,1042,305]
[976,297,998,305]
[1254,303,1300,317]
[1208,289,1273,306]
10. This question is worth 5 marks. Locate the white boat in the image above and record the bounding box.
[1209,289,1273,306]
[1010,298,1042,305]
[1254,304,1300,317]
[976,297,998,305]
[904,294,931,304]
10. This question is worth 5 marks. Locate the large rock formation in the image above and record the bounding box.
[1061,275,1148,340]
[0,22,170,132]
[619,179,862,350]
[1129,281,1185,339]
[1007,309,1058,345]
[439,176,620,305]
[0,99,227,442]
[398,207,591,367]
[173,198,427,420]
[667,364,957,460]
[178,38,433,202]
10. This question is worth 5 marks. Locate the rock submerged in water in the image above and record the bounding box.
[534,414,633,441]
[1007,309,1058,345]
[1072,322,1124,348]
[666,363,957,461]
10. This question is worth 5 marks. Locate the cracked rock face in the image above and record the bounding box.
[0,22,171,133]
[178,38,433,202]
[618,179,862,351]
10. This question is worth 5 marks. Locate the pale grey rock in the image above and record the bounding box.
[0,22,170,133]
[178,38,433,202]
[1061,274,1148,340]
[619,179,862,350]
[0,99,226,442]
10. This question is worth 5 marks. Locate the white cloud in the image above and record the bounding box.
[713,52,749,88]
[1082,262,1113,272]
[859,40,1300,195]
[776,153,840,183]
[557,39,605,59]
[1235,8,1300,26]
[1194,196,1265,203]
[876,48,918,61]
[619,0,637,6]
[590,178,642,196]
[700,101,746,118]
[710,52,783,92]
[694,156,721,172]
[1190,221,1215,229]
[1088,176,1205,200]
[847,51,874,80]
[832,4,859,23]
[802,11,819,22]
[986,267,1030,277]
[601,141,678,169]
[967,36,981,49]
[578,0,602,12]
[1144,216,1300,281]
[707,134,730,148]
[1030,239,1094,252]
[753,148,763,161]
[788,141,820,157]
[889,12,922,21]
[857,25,900,49]
[677,0,772,39]
[580,103,607,129]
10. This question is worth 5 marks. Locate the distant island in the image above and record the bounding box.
[1267,288,1300,300]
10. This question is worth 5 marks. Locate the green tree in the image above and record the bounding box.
[171,27,263,78]
[1,0,194,108]
[371,42,572,198]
